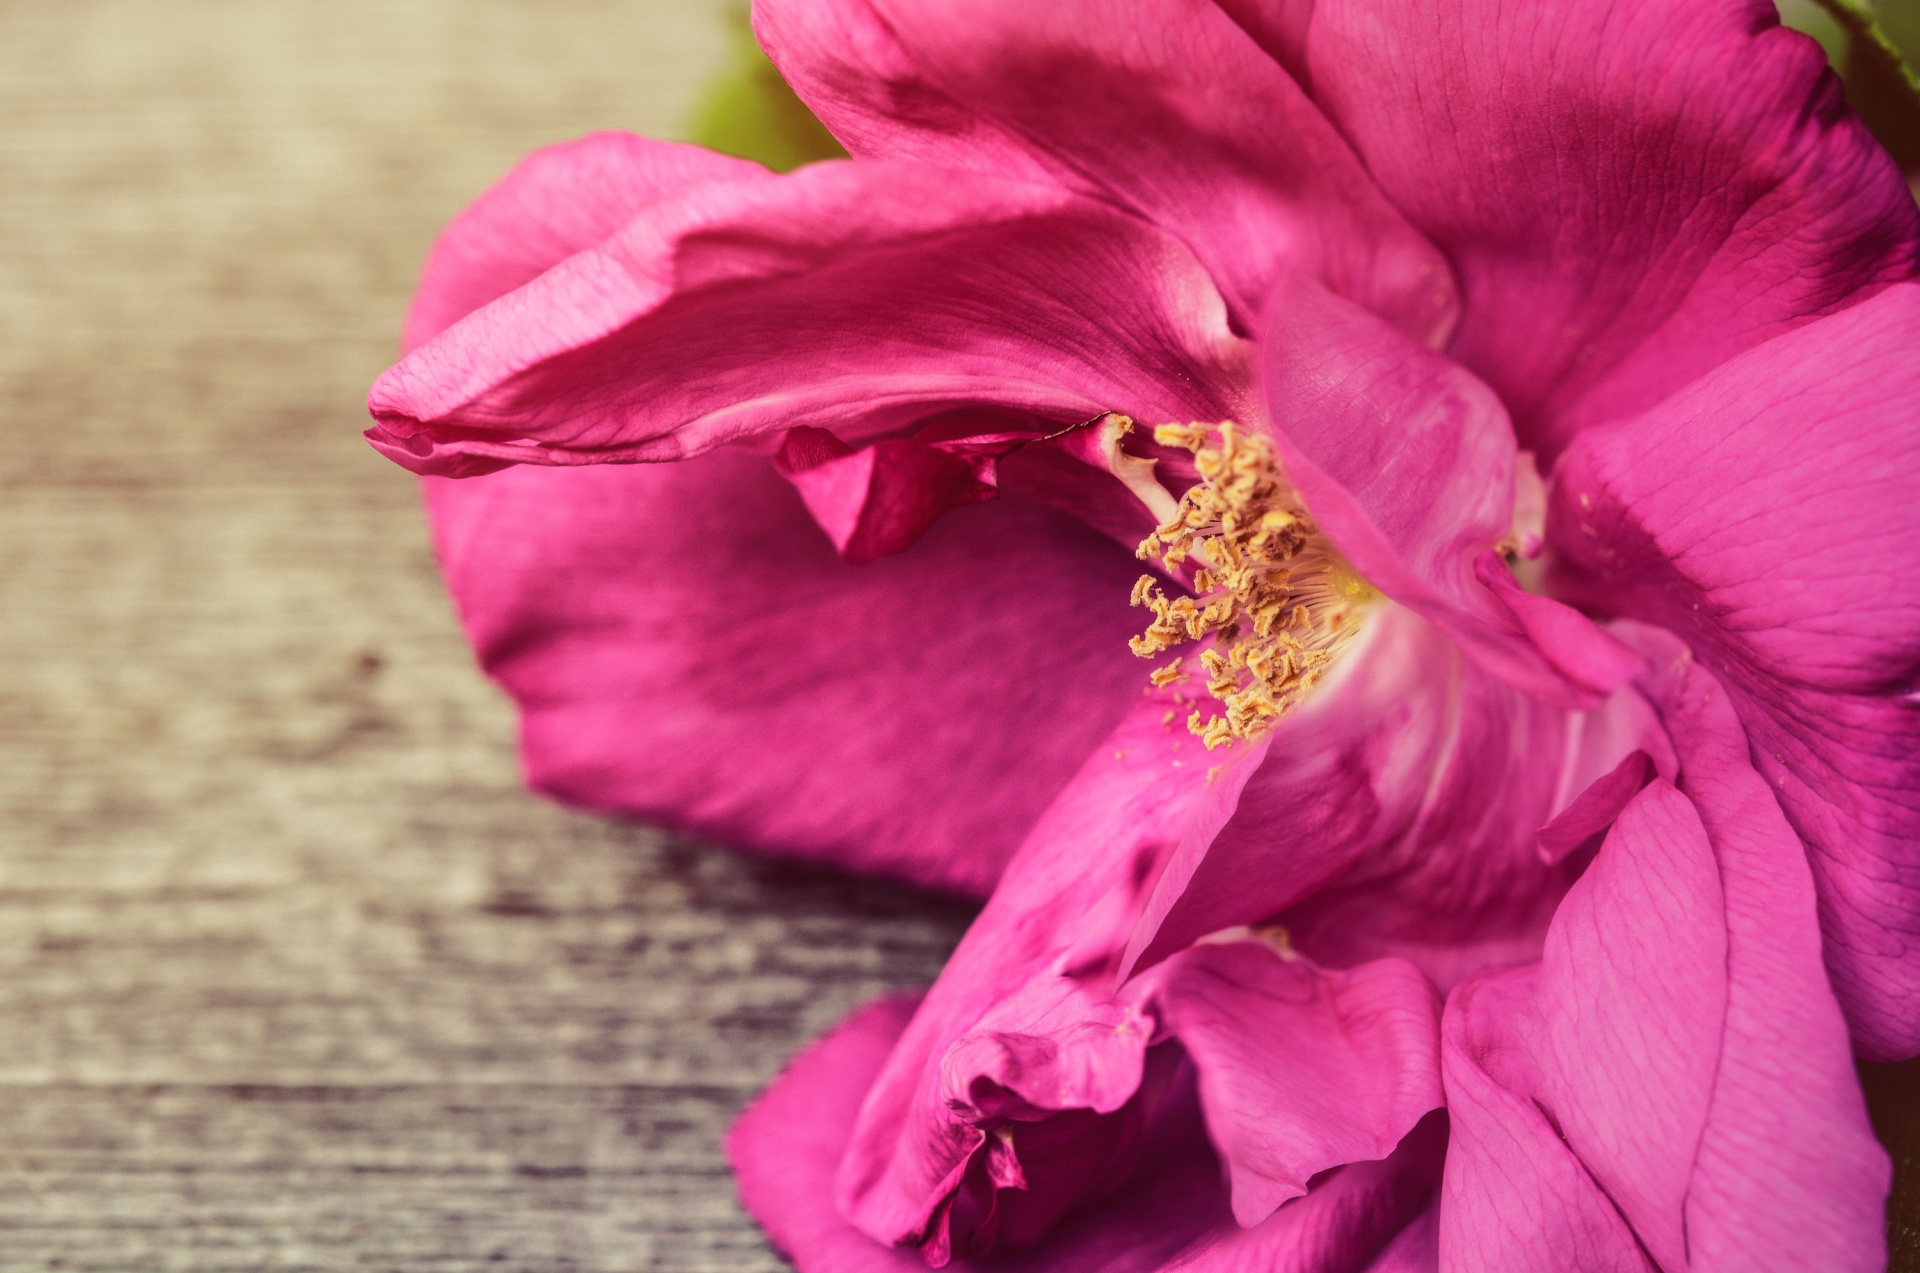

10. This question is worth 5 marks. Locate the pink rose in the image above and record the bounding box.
[367,0,1920,1267]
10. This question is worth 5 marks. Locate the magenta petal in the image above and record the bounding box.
[1132,605,1648,991]
[425,446,1149,898]
[1274,0,1920,457]
[1439,976,1653,1272]
[837,699,1273,1250]
[775,427,1005,565]
[1167,1114,1447,1273]
[1440,645,1888,1270]
[1473,552,1646,696]
[1145,941,1442,1228]
[737,1016,1440,1273]
[1361,1196,1438,1273]
[731,997,1241,1273]
[1624,626,1890,1268]
[400,131,773,354]
[1533,750,1655,867]
[1550,283,1920,1057]
[1442,782,1727,1271]
[754,0,1458,342]
[1258,276,1594,706]
[368,160,1252,476]
[1535,781,1726,1269]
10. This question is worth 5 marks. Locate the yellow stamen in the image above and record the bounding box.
[1131,422,1375,746]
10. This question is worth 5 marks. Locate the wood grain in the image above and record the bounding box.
[0,4,976,1267]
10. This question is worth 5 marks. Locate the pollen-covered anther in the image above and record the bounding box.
[1131,421,1375,749]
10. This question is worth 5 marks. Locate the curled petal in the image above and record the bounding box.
[729,995,930,1273]
[1626,627,1891,1269]
[1440,975,1656,1272]
[837,697,1272,1251]
[730,993,1446,1273]
[400,131,774,355]
[1450,781,1726,1271]
[1163,1113,1446,1272]
[369,160,1253,476]
[1258,275,1616,706]
[1141,940,1443,1228]
[773,418,1024,564]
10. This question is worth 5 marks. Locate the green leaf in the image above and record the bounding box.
[685,3,846,172]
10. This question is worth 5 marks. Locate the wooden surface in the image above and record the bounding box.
[0,4,975,1268]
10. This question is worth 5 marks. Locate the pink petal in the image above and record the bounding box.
[424,446,1151,898]
[1624,626,1891,1269]
[1438,975,1654,1272]
[774,424,999,565]
[754,0,1458,343]
[1533,750,1656,867]
[837,696,1273,1251]
[400,131,774,355]
[730,993,1445,1273]
[1259,0,1920,458]
[736,993,1434,1273]
[1540,780,1727,1269]
[1361,1197,1438,1273]
[368,159,1253,476]
[1143,941,1442,1228]
[1439,646,1888,1270]
[1128,605,1662,991]
[818,613,1651,1260]
[1164,1114,1447,1273]
[1549,282,1920,1057]
[1473,552,1647,696]
[1257,276,1613,707]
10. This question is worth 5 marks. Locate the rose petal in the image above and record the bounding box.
[732,1003,1267,1273]
[773,420,1018,564]
[1164,1113,1447,1273]
[368,160,1253,476]
[729,995,931,1272]
[1549,282,1920,1057]
[400,131,774,355]
[755,0,1458,342]
[1128,605,1659,990]
[1360,1196,1439,1273]
[1143,941,1442,1228]
[1439,974,1653,1272]
[1258,276,1608,706]
[1533,750,1655,867]
[1252,0,1920,457]
[1439,645,1888,1270]
[424,447,1149,898]
[1539,780,1727,1268]
[730,991,1445,1273]
[1473,552,1647,696]
[838,696,1272,1250]
[1624,626,1891,1269]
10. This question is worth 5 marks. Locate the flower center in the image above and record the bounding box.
[1129,421,1374,749]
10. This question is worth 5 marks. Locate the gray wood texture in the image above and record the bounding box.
[0,4,975,1267]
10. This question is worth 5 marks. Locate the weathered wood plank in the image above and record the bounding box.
[0,3,978,1266]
